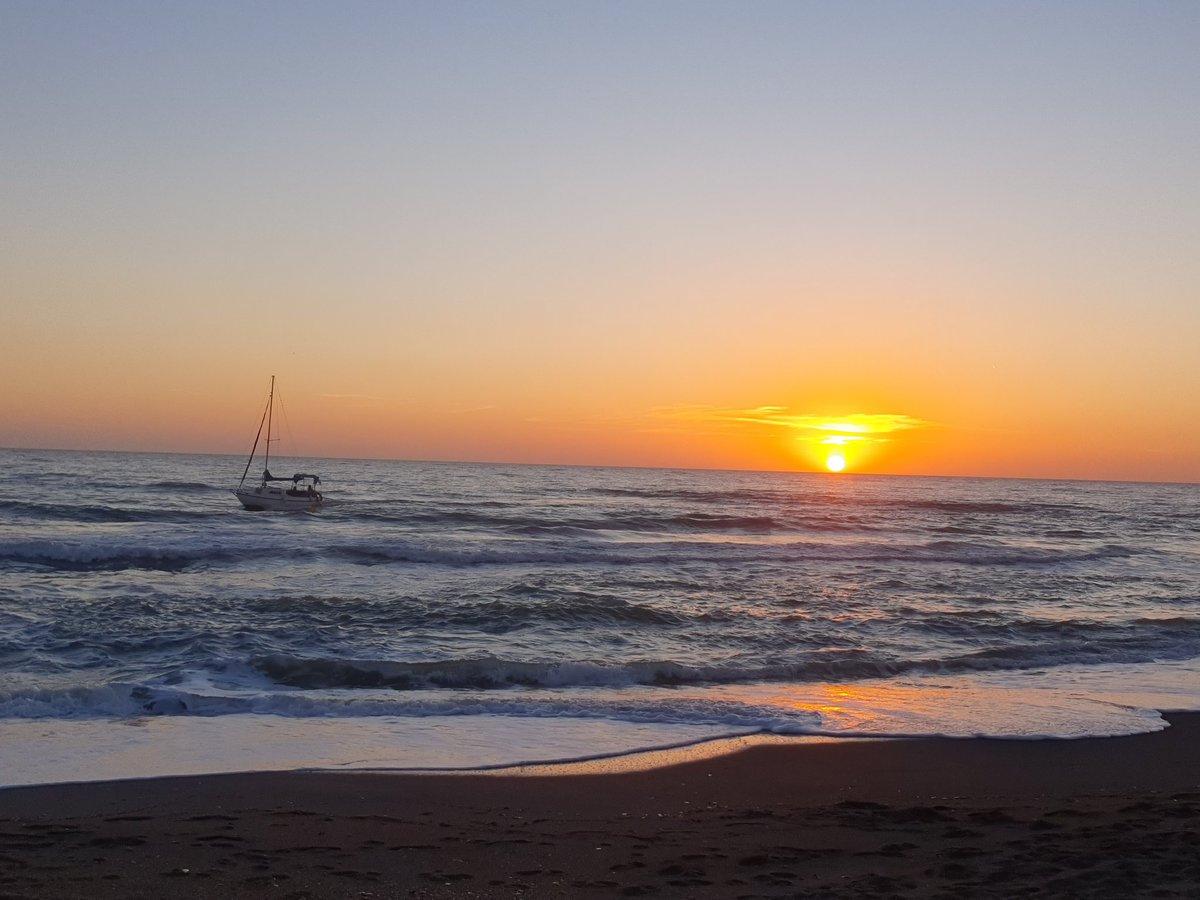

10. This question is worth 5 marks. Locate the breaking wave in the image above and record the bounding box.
[0,533,1145,573]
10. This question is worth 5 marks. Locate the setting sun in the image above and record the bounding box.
[826,453,847,472]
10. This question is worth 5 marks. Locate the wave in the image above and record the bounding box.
[0,498,222,525]
[219,592,693,633]
[584,486,788,504]
[354,506,792,535]
[875,498,1078,516]
[148,481,214,492]
[10,643,1199,727]
[582,486,1082,519]
[0,532,1145,573]
[0,678,822,734]
[248,636,1200,692]
[0,538,243,572]
[8,598,1196,684]
[328,537,1143,569]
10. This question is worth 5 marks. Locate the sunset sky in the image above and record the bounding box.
[2,2,1197,481]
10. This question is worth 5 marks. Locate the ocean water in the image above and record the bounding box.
[1,448,1198,787]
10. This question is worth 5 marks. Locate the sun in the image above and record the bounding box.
[825,452,847,473]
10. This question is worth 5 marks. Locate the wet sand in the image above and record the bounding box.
[3,714,1199,898]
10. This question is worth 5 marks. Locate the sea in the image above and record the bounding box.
[1,448,1198,787]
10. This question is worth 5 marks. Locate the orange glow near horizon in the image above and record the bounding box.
[2,369,1199,483]
[797,414,929,473]
[646,407,934,473]
[2,384,1198,482]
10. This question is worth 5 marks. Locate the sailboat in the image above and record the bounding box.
[233,376,324,511]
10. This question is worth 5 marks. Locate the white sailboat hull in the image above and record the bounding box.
[233,485,322,512]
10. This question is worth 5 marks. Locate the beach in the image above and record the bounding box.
[3,714,1198,898]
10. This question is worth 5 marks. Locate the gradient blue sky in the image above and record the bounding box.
[2,2,1198,479]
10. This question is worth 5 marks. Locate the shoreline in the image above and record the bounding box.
[2,714,1198,898]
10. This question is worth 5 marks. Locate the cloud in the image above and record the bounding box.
[651,406,933,442]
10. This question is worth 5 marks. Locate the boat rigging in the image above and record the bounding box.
[233,375,323,511]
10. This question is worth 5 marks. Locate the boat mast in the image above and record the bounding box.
[264,374,275,477]
[237,375,274,489]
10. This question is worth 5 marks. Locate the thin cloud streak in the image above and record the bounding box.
[652,406,934,442]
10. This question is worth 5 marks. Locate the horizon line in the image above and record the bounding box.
[2,444,1195,488]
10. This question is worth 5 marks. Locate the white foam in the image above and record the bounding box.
[4,660,1200,787]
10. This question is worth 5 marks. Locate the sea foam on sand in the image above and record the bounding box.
[5,659,1200,788]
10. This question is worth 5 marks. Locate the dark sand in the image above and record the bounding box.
[3,714,1200,899]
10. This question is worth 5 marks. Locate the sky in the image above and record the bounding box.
[2,1,1197,481]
